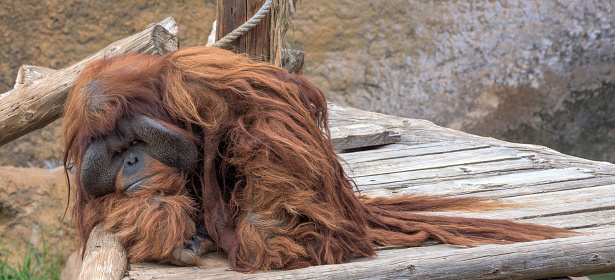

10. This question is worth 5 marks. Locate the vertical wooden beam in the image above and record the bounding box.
[216,0,246,51]
[216,0,271,62]
[244,0,271,61]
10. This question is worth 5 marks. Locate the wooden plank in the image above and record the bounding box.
[125,232,615,279]
[505,183,615,219]
[360,167,596,197]
[328,104,615,176]
[352,157,541,187]
[339,141,490,163]
[463,176,615,199]
[507,183,615,208]
[347,147,535,178]
[419,183,615,223]
[327,103,412,131]
[330,124,401,150]
[79,224,127,280]
[280,49,305,74]
[523,209,615,231]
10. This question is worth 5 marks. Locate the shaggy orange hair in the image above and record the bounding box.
[63,46,570,271]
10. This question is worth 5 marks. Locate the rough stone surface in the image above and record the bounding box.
[0,166,74,266]
[293,0,615,162]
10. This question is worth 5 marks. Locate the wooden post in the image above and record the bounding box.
[216,0,271,62]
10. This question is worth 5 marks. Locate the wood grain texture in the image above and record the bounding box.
[327,103,615,174]
[244,0,270,61]
[331,123,401,150]
[216,0,270,61]
[216,0,246,51]
[13,65,55,89]
[79,224,127,280]
[0,17,178,147]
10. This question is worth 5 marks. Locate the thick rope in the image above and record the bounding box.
[213,0,273,49]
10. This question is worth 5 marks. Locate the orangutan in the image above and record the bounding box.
[63,46,570,271]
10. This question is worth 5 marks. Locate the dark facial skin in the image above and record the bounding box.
[80,114,199,197]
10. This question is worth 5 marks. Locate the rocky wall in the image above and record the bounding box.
[0,166,72,266]
[292,0,615,162]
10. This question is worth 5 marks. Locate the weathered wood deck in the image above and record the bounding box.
[121,104,615,279]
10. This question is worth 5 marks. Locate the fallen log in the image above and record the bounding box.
[0,17,179,147]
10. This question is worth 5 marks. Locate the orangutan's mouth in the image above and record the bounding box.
[124,176,152,193]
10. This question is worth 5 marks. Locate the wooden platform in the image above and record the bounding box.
[122,104,615,279]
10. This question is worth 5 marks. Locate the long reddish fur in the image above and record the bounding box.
[63,46,570,271]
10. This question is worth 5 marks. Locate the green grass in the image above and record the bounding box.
[0,234,62,280]
[590,273,615,280]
